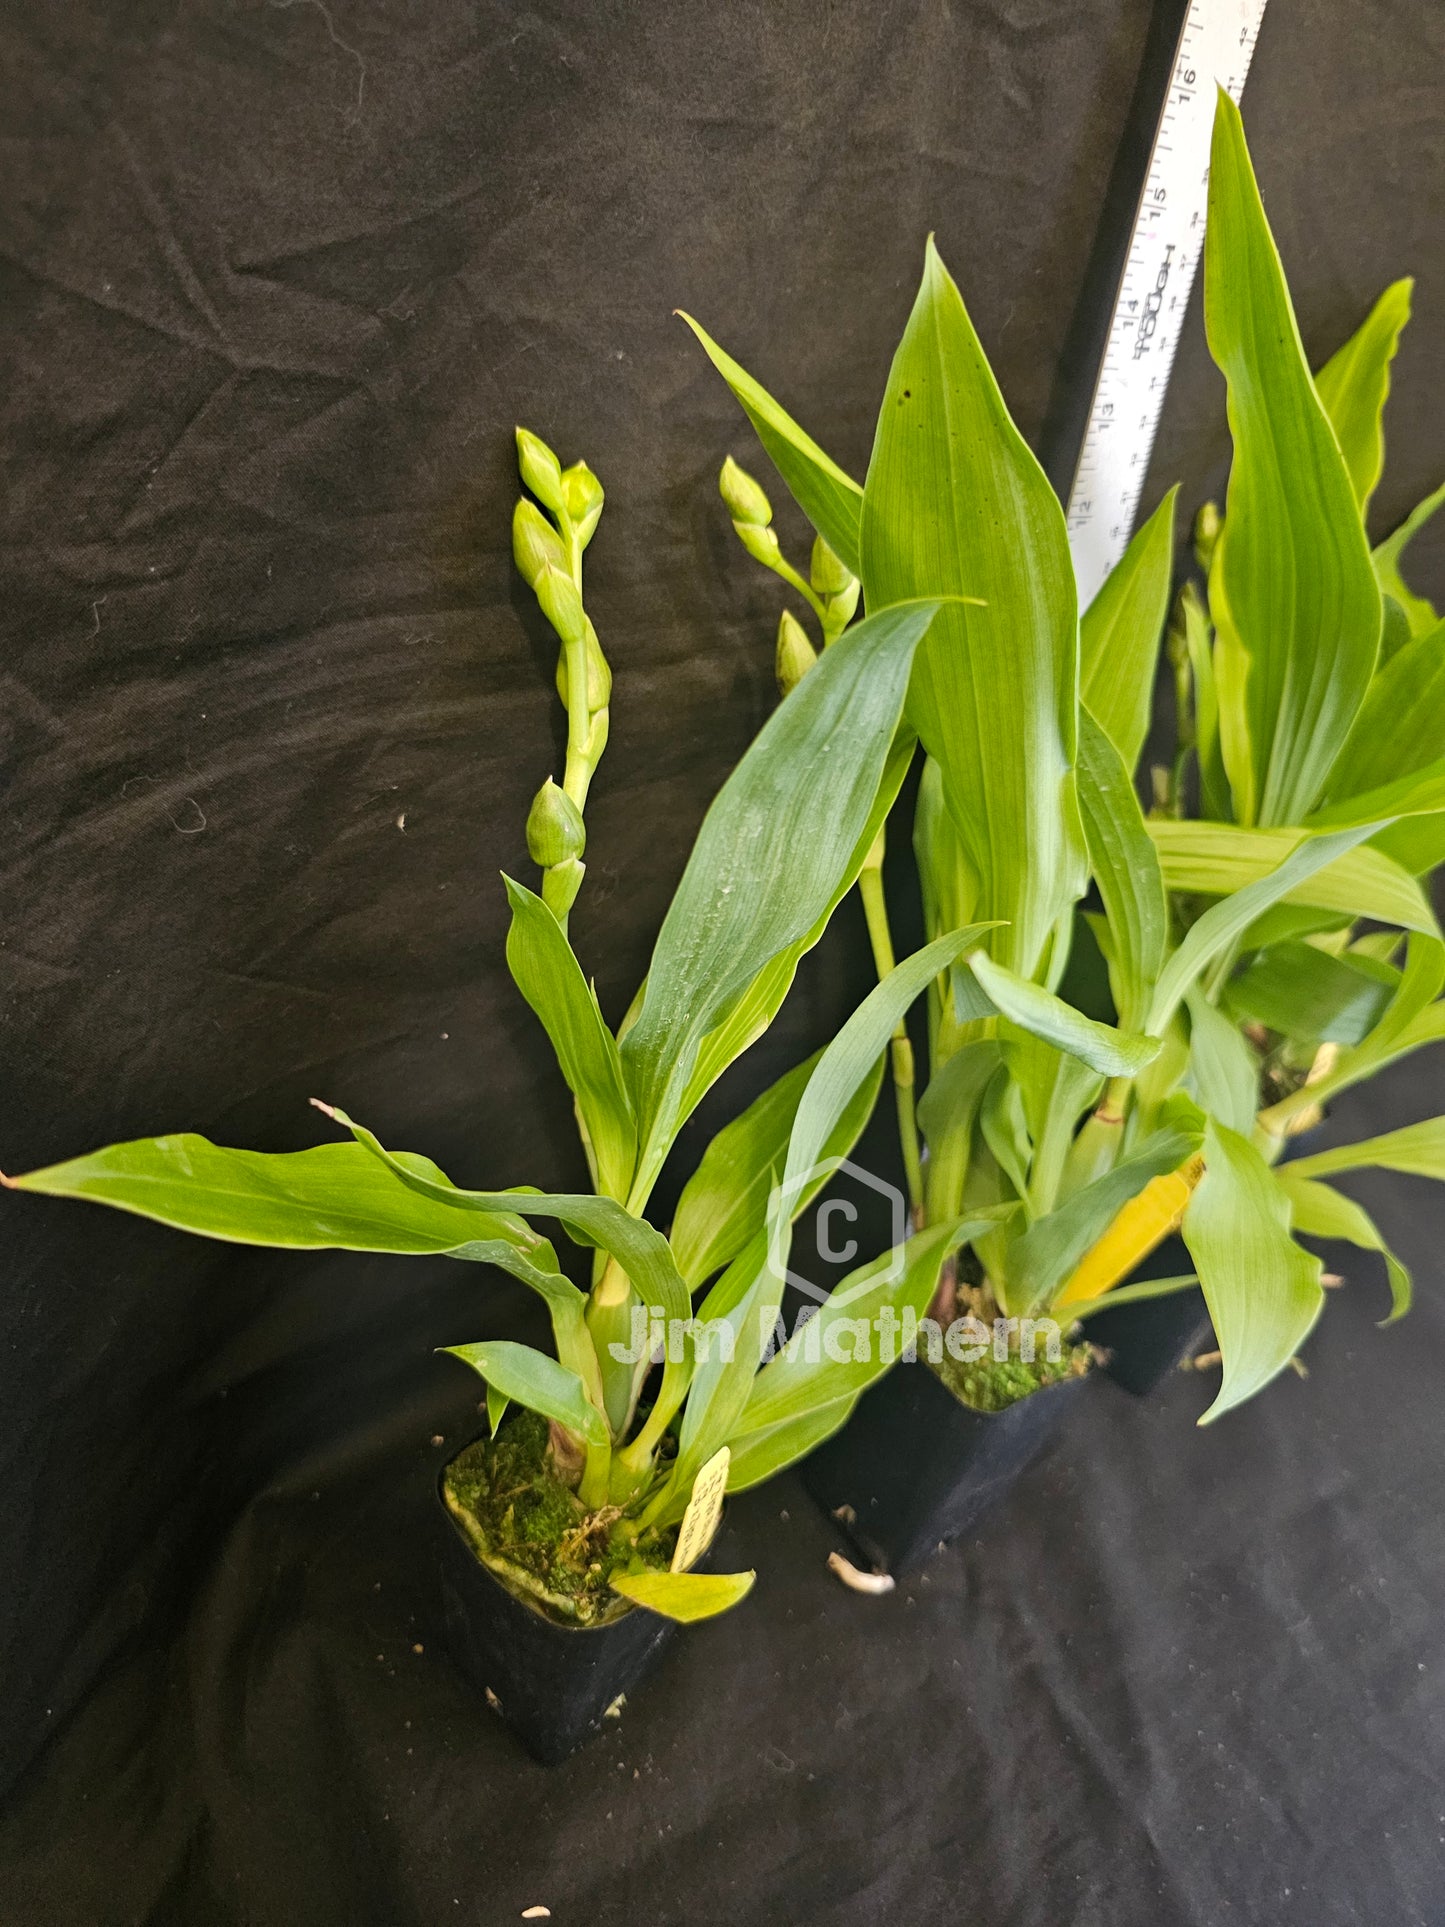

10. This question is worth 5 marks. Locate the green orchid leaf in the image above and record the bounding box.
[678,312,863,574]
[912,754,982,1058]
[621,601,937,1181]
[1321,615,1445,871]
[316,1104,693,1428]
[1180,1117,1325,1423]
[1261,935,1445,1130]
[609,1567,755,1623]
[1183,986,1260,1135]
[1204,92,1381,825]
[1075,706,1167,1031]
[1313,277,1413,514]
[4,1134,544,1257]
[1180,584,1232,822]
[999,1032,1102,1218]
[1238,903,1353,953]
[724,1395,858,1493]
[737,1215,996,1437]
[1147,820,1436,938]
[1325,616,1445,794]
[917,1039,1002,1149]
[1287,1115,1445,1183]
[1380,594,1414,666]
[968,951,1160,1078]
[861,237,1084,979]
[503,877,637,1201]
[675,726,916,1125]
[1149,822,1397,1034]
[1063,1272,1200,1324]
[661,925,996,1517]
[445,1340,608,1449]
[1373,480,1445,639]
[317,1103,691,1317]
[486,1383,510,1436]
[1309,755,1445,834]
[670,1047,884,1291]
[1274,1001,1445,1130]
[1079,488,1178,774]
[3,1133,602,1402]
[917,1038,1002,1224]
[775,927,1000,1241]
[1274,1170,1411,1322]
[1223,940,1397,1046]
[978,1064,1033,1208]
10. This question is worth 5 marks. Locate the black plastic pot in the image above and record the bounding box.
[436,1467,681,1767]
[1084,1234,1213,1397]
[801,1359,1095,1576]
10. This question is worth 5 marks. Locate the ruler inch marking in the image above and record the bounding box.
[1065,0,1269,607]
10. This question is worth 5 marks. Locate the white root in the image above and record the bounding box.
[827,1551,894,1596]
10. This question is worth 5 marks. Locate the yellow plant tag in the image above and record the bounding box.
[670,1446,730,1573]
[1055,1152,1206,1309]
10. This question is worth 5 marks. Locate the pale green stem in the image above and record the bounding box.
[1167,612,1195,818]
[772,556,828,624]
[858,839,925,1223]
[577,1437,612,1510]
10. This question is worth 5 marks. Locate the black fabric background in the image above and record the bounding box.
[2,3,1443,1922]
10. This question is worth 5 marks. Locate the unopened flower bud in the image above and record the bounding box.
[516,427,566,515]
[526,778,586,869]
[535,562,587,648]
[809,535,853,596]
[823,577,861,635]
[513,497,567,589]
[555,624,612,713]
[719,455,772,528]
[733,520,781,568]
[775,608,818,695]
[1193,500,1222,575]
[542,856,585,919]
[561,461,605,548]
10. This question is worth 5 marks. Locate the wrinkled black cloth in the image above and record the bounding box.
[2,3,1443,1923]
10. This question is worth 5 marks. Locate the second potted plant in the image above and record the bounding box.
[688,91,1445,1571]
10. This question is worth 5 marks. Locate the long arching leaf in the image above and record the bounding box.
[1204,92,1381,825]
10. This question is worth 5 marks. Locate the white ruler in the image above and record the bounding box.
[1066,0,1269,608]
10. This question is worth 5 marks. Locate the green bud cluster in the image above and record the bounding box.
[719,456,861,666]
[514,425,613,925]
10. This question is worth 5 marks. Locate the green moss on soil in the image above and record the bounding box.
[928,1271,1094,1413]
[932,1340,1092,1413]
[442,1409,675,1626]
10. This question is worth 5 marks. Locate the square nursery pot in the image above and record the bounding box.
[1083,1234,1213,1397]
[801,1359,1095,1577]
[436,1457,690,1767]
